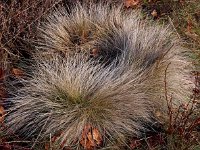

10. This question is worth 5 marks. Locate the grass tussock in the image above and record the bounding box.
[0,0,199,150]
[6,54,151,149]
[5,3,195,149]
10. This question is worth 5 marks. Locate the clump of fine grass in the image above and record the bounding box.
[6,54,152,149]
[5,2,195,149]
[37,3,193,113]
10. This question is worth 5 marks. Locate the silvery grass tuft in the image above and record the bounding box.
[36,3,144,63]
[36,3,193,110]
[6,3,194,149]
[6,54,153,148]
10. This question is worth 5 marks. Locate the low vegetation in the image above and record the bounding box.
[0,0,199,149]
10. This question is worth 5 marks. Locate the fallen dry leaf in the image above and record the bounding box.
[80,124,102,150]
[11,68,24,77]
[0,105,5,123]
[151,9,158,18]
[187,17,193,33]
[0,86,7,100]
[45,143,49,150]
[86,128,102,146]
[125,0,140,8]
[155,110,162,118]
[90,48,99,58]
[130,138,142,149]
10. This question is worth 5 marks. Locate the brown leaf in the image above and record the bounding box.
[45,143,49,150]
[80,124,102,150]
[130,138,141,149]
[11,68,24,77]
[0,106,5,123]
[90,48,99,58]
[0,86,7,100]
[187,17,192,33]
[155,110,162,118]
[151,9,158,18]
[125,0,140,8]
[91,128,102,145]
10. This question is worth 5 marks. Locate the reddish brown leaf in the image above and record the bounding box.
[0,105,5,123]
[11,68,24,77]
[0,86,7,101]
[124,0,140,8]
[80,124,102,150]
[45,143,49,150]
[187,18,193,33]
[151,9,158,18]
[90,48,99,58]
[130,138,142,149]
